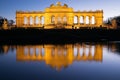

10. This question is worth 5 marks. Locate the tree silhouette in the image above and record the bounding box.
[103,18,112,28]
[112,16,120,28]
[0,16,4,27]
[0,16,14,28]
[8,20,15,26]
[104,16,120,29]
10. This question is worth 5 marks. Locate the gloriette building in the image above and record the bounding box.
[16,2,103,29]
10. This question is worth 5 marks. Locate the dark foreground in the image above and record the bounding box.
[0,28,120,44]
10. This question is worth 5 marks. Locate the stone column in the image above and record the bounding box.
[84,16,86,25]
[27,17,30,26]
[21,17,23,27]
[32,17,34,26]
[95,16,98,27]
[19,17,21,27]
[89,16,92,28]
[34,17,36,26]
[61,17,63,24]
[77,16,79,24]
[55,16,57,25]
[89,16,92,25]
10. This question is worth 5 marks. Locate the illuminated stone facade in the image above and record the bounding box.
[16,2,103,29]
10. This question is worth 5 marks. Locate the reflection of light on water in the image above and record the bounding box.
[74,48,77,56]
[85,48,89,56]
[80,47,83,55]
[41,48,45,56]
[91,46,95,57]
[15,44,103,71]
[36,48,39,56]
[30,48,34,56]
[24,47,45,57]
[24,48,28,56]
[74,45,95,57]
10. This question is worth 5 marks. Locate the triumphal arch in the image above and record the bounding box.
[16,2,103,29]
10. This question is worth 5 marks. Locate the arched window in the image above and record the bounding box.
[51,16,55,24]
[41,16,44,25]
[30,16,33,25]
[80,16,84,24]
[35,16,39,25]
[24,17,27,25]
[74,16,78,24]
[57,17,61,24]
[63,16,67,24]
[86,16,90,24]
[91,16,95,24]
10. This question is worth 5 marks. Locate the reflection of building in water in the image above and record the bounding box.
[0,45,16,54]
[0,45,10,54]
[16,44,103,70]
[108,43,120,54]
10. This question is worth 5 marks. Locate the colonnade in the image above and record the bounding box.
[16,15,102,28]
[74,16,96,25]
[16,16,44,27]
[51,16,67,24]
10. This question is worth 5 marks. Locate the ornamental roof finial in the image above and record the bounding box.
[56,2,61,6]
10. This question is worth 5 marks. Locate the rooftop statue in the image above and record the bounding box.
[56,2,61,6]
[63,4,68,7]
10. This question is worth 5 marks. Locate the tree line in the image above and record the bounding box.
[0,16,14,27]
[104,16,120,28]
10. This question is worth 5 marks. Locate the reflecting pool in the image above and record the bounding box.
[0,42,120,80]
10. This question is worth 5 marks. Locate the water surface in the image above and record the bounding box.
[0,42,120,80]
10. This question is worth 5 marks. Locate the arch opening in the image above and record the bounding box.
[30,16,33,25]
[57,17,61,24]
[91,16,95,24]
[80,16,84,24]
[63,16,67,24]
[41,16,44,25]
[74,16,78,24]
[35,16,39,25]
[86,16,90,24]
[51,16,55,24]
[24,17,27,25]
